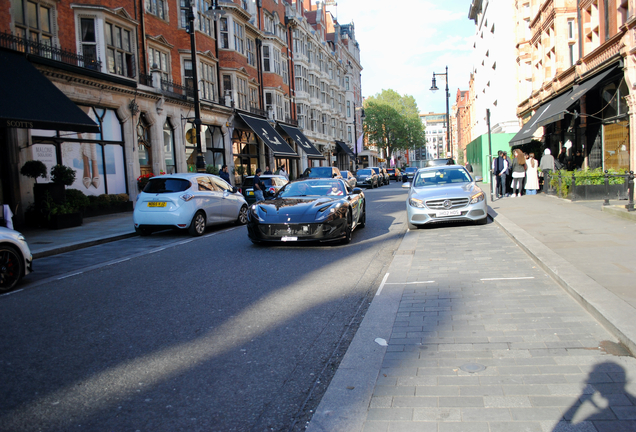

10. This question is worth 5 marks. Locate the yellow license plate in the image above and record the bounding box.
[148,202,167,207]
[248,191,254,195]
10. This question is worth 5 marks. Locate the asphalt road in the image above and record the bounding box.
[0,181,408,432]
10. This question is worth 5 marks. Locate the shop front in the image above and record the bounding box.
[334,140,354,171]
[277,123,325,174]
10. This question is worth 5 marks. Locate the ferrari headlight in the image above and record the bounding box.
[470,192,485,204]
[409,198,425,208]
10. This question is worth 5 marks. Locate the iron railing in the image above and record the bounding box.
[160,78,194,100]
[0,31,102,71]
[139,72,153,87]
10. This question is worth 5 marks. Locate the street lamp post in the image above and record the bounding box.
[353,102,365,171]
[430,66,451,159]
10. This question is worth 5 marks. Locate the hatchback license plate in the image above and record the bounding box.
[148,202,167,207]
[436,210,461,217]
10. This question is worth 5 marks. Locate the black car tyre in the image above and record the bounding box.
[136,226,152,236]
[475,216,488,225]
[0,245,23,293]
[189,211,206,236]
[341,211,353,244]
[236,205,249,225]
[358,204,366,228]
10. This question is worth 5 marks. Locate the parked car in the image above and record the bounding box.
[402,167,418,183]
[134,173,249,237]
[241,175,288,205]
[402,165,487,228]
[424,158,456,167]
[341,170,357,189]
[386,168,401,181]
[301,166,342,179]
[0,226,33,292]
[247,178,365,244]
[355,168,379,188]
[369,167,388,186]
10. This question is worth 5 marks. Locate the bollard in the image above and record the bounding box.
[571,171,576,201]
[604,170,610,206]
[558,171,562,197]
[627,171,635,212]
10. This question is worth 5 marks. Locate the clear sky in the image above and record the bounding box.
[328,0,475,115]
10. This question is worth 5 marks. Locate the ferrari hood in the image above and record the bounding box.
[254,197,341,223]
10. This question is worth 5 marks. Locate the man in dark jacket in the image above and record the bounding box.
[219,164,231,184]
[491,151,508,198]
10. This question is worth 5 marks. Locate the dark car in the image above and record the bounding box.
[247,178,366,244]
[386,168,401,181]
[341,170,357,189]
[355,168,379,188]
[424,158,456,167]
[241,175,289,204]
[301,166,342,179]
[402,167,418,182]
[369,167,388,186]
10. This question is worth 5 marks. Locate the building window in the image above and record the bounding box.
[164,119,176,173]
[198,0,212,36]
[273,48,281,75]
[179,0,188,29]
[568,44,575,67]
[80,18,97,66]
[345,76,350,91]
[282,59,288,85]
[247,38,255,66]
[200,61,216,101]
[249,86,258,109]
[105,22,135,78]
[237,77,248,110]
[184,59,194,92]
[233,21,244,54]
[149,47,169,81]
[567,19,575,39]
[219,17,229,49]
[13,0,53,46]
[276,94,283,120]
[263,45,271,72]
[145,0,166,20]
[347,101,351,117]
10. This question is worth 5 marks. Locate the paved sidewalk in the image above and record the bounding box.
[19,212,136,258]
[308,192,636,432]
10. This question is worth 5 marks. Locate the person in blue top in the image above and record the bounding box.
[219,164,231,184]
[253,168,264,202]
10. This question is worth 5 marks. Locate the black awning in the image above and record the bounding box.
[510,64,620,146]
[277,123,324,159]
[237,113,298,157]
[0,49,99,133]
[335,140,354,157]
[535,64,620,128]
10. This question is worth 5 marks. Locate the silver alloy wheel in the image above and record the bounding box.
[189,211,206,236]
[237,205,248,225]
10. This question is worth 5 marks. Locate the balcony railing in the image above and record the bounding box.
[160,78,194,100]
[0,31,102,71]
[139,73,153,87]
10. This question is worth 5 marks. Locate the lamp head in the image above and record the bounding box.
[430,75,438,93]
[205,4,226,20]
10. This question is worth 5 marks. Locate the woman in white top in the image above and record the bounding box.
[525,153,540,195]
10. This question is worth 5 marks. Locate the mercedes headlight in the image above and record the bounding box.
[469,192,485,204]
[409,198,425,208]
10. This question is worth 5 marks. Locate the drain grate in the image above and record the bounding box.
[459,363,486,373]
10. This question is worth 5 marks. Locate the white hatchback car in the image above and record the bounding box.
[0,226,33,292]
[134,173,249,236]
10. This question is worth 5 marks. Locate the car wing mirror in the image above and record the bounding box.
[352,187,363,195]
[231,186,239,194]
[402,182,411,189]
[474,176,483,182]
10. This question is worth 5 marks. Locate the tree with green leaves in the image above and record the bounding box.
[363,90,424,161]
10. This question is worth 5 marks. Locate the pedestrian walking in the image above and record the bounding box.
[539,148,555,193]
[492,151,508,198]
[510,149,526,197]
[253,168,265,202]
[525,153,539,195]
[279,165,289,181]
[219,164,231,184]
[465,162,473,174]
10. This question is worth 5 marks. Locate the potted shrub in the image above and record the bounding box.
[206,165,220,175]
[50,164,77,186]
[20,160,47,183]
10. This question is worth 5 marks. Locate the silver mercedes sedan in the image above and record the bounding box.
[402,165,487,228]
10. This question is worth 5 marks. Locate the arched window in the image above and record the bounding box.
[137,114,152,175]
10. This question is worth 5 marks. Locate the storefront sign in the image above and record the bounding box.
[603,121,629,170]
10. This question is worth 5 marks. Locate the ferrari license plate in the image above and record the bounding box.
[436,210,461,217]
[281,236,298,242]
[148,202,167,207]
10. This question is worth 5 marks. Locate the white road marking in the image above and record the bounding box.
[57,272,83,280]
[375,273,390,296]
[0,289,24,296]
[480,277,535,281]
[384,281,435,285]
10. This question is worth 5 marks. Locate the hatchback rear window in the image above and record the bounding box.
[143,178,191,193]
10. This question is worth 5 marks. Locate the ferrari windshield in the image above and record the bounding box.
[412,168,471,188]
[279,180,346,197]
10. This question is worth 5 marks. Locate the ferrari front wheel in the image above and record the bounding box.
[341,212,353,245]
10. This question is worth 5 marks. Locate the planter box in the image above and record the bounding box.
[48,212,83,230]
[82,201,133,218]
[34,183,66,205]
[569,183,628,200]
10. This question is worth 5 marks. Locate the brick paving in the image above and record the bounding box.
[361,222,636,432]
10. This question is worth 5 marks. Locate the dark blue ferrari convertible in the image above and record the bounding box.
[246,178,366,244]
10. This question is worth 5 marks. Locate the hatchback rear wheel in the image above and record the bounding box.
[189,211,206,236]
[236,205,248,225]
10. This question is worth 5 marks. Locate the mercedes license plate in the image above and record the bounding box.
[436,210,461,217]
[148,202,167,207]
[281,236,298,242]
